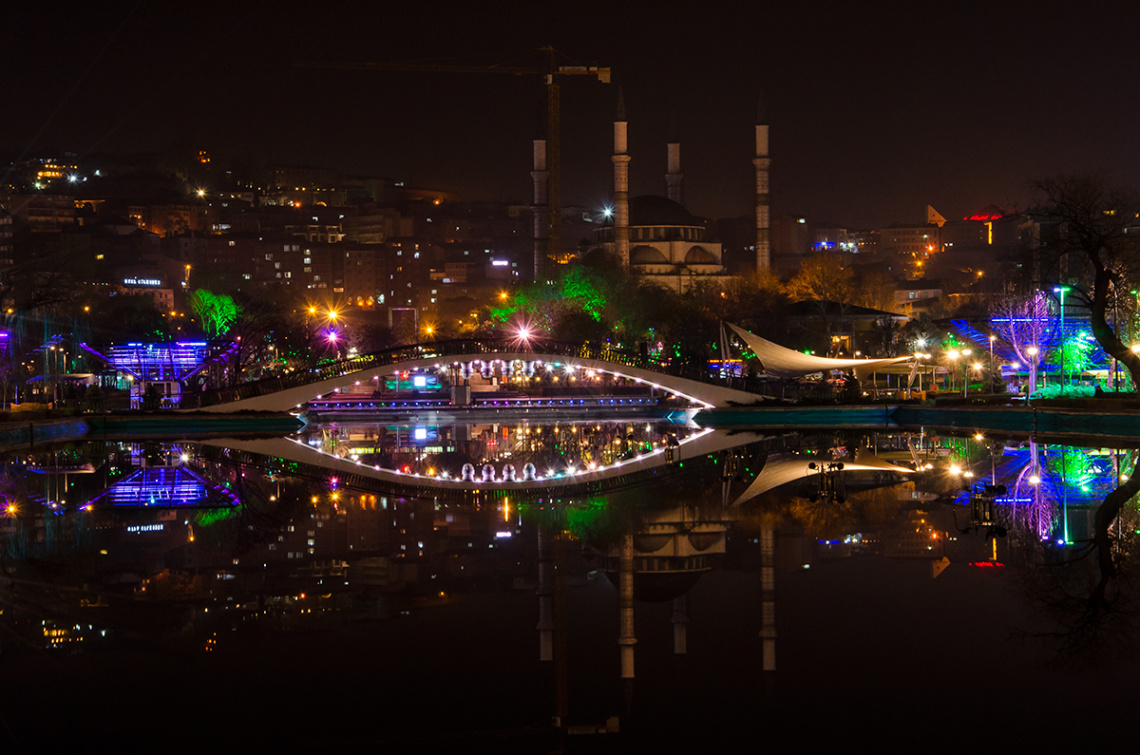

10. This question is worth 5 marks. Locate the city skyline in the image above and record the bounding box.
[6,2,1140,228]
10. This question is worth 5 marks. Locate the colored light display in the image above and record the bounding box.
[84,467,240,508]
[80,341,237,381]
[991,443,1123,542]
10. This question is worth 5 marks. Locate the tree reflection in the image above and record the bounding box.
[985,442,1140,656]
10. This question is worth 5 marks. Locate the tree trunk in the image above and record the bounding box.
[1087,259,1140,388]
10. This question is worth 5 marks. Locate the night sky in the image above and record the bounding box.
[6,1,1140,228]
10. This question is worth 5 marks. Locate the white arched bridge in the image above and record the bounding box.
[182,339,764,413]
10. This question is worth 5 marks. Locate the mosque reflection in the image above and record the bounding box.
[1,422,1137,742]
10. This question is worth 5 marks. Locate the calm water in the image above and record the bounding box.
[2,420,1139,752]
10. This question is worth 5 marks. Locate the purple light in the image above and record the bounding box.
[83,467,239,508]
[81,341,236,381]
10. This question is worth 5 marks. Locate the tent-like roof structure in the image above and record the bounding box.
[727,323,912,379]
[732,450,915,506]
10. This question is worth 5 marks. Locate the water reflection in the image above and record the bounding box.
[292,417,707,484]
[1,423,1138,748]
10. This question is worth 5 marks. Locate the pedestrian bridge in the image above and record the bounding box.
[182,339,763,413]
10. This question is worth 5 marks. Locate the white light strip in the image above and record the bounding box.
[286,426,716,489]
[304,354,719,410]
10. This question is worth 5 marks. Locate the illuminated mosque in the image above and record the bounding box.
[535,93,772,292]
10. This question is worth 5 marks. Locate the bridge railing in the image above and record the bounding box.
[184,339,765,408]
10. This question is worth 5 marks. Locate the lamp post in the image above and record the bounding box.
[988,335,996,393]
[947,349,959,393]
[1054,286,1070,389]
[961,348,973,397]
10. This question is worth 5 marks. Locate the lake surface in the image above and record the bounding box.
[2,419,1139,752]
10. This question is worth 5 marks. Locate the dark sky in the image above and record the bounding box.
[5,1,1140,228]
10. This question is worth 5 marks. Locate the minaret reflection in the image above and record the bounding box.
[671,594,688,655]
[759,523,776,672]
[605,501,732,708]
[618,532,637,680]
[536,521,569,727]
[537,526,554,662]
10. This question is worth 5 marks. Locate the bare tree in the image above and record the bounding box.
[1032,174,1140,387]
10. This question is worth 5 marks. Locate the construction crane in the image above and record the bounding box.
[299,47,611,279]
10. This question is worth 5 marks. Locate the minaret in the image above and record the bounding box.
[612,89,631,264]
[665,142,683,205]
[753,97,771,273]
[531,138,550,279]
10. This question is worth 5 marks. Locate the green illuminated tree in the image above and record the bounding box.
[188,290,241,338]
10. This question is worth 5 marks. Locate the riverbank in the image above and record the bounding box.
[0,411,303,448]
[697,400,1140,442]
[4,399,1139,449]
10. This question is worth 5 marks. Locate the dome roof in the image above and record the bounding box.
[602,568,706,603]
[628,195,698,227]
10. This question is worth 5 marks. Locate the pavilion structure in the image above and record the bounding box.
[726,323,913,379]
[81,341,237,409]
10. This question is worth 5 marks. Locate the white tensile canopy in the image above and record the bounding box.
[732,450,915,506]
[727,323,913,379]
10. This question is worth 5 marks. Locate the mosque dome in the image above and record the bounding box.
[628,195,699,227]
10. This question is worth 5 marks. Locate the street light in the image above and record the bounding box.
[988,335,996,393]
[961,348,972,397]
[1054,286,1070,388]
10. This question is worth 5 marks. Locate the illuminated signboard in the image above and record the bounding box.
[123,278,163,287]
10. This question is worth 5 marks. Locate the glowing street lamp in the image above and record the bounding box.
[1054,286,1070,387]
[988,334,996,393]
[961,348,973,397]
